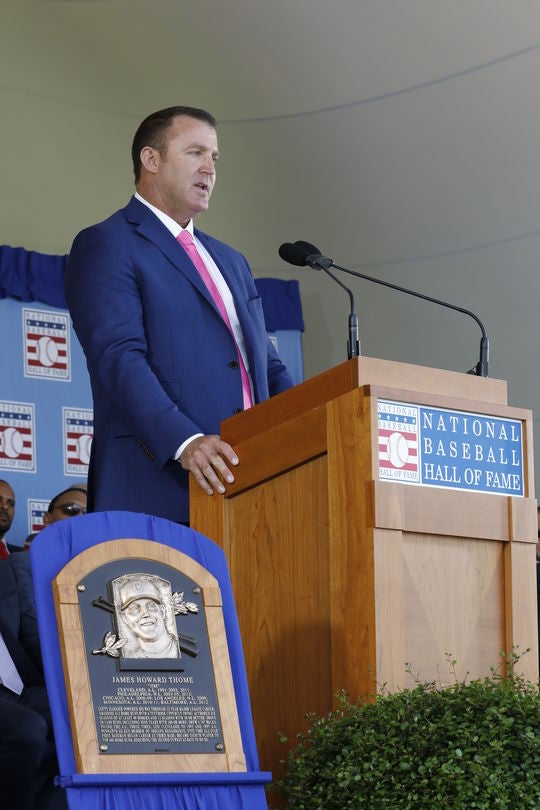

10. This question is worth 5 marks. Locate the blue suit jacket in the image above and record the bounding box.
[65,197,293,523]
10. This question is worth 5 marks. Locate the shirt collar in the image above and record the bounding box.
[134,192,193,239]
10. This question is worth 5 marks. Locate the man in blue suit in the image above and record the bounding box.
[66,106,293,524]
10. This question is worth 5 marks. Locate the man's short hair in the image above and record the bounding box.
[131,106,218,182]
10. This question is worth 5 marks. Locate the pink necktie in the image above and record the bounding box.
[177,230,253,409]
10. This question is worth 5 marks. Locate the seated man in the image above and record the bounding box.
[43,485,87,526]
[23,485,87,551]
[0,479,17,556]
[13,486,89,617]
[0,557,67,810]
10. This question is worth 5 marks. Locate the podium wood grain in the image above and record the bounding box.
[189,357,539,776]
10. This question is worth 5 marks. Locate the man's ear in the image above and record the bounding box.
[139,146,160,175]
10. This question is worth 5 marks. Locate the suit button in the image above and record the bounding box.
[233,408,243,414]
[229,359,239,369]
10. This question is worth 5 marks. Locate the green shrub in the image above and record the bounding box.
[273,656,540,809]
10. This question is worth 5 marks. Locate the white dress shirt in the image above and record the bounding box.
[0,630,23,694]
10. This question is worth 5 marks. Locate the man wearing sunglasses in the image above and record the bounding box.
[12,486,88,603]
[22,485,87,551]
[43,486,87,526]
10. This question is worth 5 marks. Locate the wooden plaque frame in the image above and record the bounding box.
[53,538,247,774]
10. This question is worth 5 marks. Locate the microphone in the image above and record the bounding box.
[279,242,360,359]
[279,241,333,270]
[278,240,489,377]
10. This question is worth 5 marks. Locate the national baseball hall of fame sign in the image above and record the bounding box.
[378,399,524,497]
[53,538,246,774]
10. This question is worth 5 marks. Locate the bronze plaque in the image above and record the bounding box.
[53,539,247,774]
[78,558,222,755]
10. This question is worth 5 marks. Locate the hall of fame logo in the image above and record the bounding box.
[63,407,93,476]
[378,400,419,482]
[0,401,36,472]
[28,499,49,534]
[23,308,70,380]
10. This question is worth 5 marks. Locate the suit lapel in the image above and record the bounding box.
[122,198,261,399]
[123,197,220,313]
[196,228,259,370]
[195,229,250,323]
[123,198,258,369]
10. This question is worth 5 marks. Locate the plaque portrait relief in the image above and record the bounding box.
[91,569,200,670]
[112,573,180,659]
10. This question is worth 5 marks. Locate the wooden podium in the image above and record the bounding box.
[190,357,539,776]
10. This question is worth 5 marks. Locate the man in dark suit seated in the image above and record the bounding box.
[0,558,66,810]
[23,484,88,552]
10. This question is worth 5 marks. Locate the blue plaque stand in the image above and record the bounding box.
[30,510,271,810]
